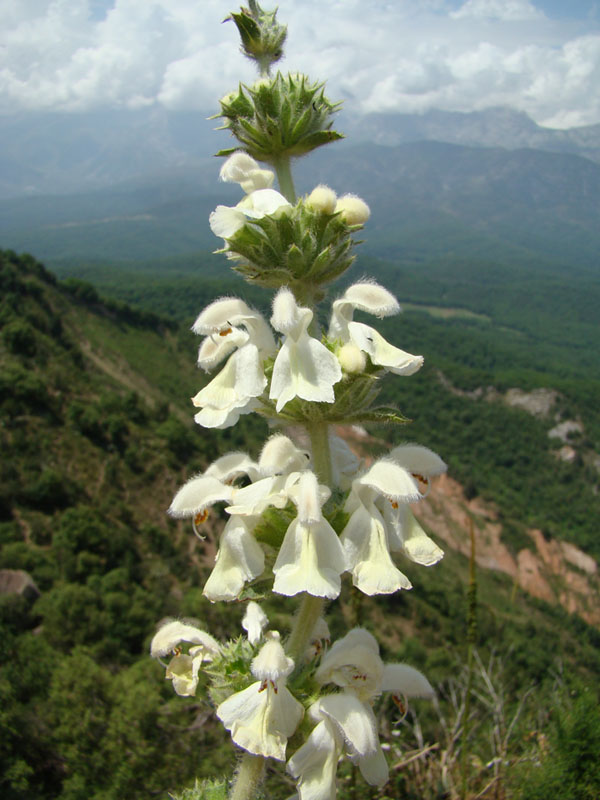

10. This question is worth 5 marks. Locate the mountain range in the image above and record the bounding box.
[2,115,600,273]
[3,106,600,201]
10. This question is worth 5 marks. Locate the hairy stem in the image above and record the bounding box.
[308,421,332,485]
[229,753,266,800]
[274,154,296,203]
[286,594,326,663]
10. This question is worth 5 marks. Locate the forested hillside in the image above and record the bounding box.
[1,248,599,798]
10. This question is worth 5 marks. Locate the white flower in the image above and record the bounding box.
[169,438,315,601]
[315,628,383,700]
[338,448,445,595]
[242,602,269,646]
[288,629,434,791]
[168,459,263,599]
[191,297,276,429]
[316,629,435,706]
[273,471,348,599]
[289,689,386,796]
[287,709,341,800]
[311,617,331,646]
[340,459,422,595]
[270,288,342,412]
[210,188,292,240]
[219,151,274,194]
[150,619,221,697]
[194,297,276,362]
[329,283,423,376]
[216,633,303,760]
[203,515,265,602]
[384,445,446,566]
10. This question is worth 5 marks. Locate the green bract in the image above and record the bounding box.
[203,637,255,706]
[216,72,343,162]
[257,368,410,427]
[222,199,361,300]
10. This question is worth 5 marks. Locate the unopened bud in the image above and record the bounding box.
[335,194,371,225]
[226,1,287,76]
[337,343,367,374]
[306,184,338,214]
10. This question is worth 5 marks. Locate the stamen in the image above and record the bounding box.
[192,510,209,540]
[194,509,209,525]
[391,500,399,509]
[219,327,233,337]
[392,693,409,720]
[412,473,431,497]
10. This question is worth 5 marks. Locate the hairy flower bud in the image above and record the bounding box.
[306,184,338,214]
[335,194,371,225]
[337,343,367,374]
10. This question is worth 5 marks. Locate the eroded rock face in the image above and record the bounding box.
[503,388,559,417]
[0,569,40,602]
[436,371,560,418]
[548,420,583,442]
[416,474,600,627]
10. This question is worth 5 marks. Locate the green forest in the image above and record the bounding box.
[1,246,600,799]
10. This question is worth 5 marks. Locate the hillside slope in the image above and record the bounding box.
[1,250,599,799]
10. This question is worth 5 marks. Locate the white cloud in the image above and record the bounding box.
[451,0,545,22]
[0,0,599,128]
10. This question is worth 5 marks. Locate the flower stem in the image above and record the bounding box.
[286,594,325,663]
[229,753,266,800]
[274,154,296,203]
[308,421,332,486]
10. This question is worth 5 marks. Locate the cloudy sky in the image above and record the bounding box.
[2,0,600,129]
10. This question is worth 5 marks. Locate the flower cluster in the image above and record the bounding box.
[209,152,369,296]
[168,429,445,602]
[216,72,343,162]
[151,612,434,793]
[192,188,425,426]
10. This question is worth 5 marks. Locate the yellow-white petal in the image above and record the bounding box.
[287,718,341,800]
[203,517,264,602]
[341,505,412,596]
[389,443,447,477]
[217,681,303,760]
[273,517,347,599]
[150,619,220,659]
[168,475,234,518]
[348,321,423,375]
[381,663,435,698]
